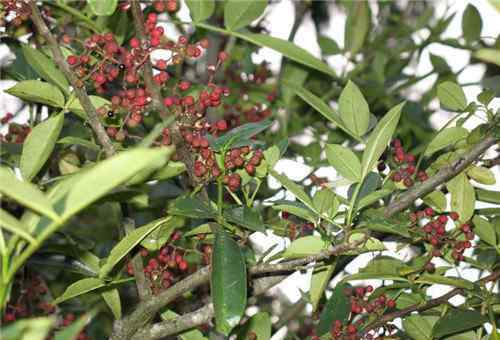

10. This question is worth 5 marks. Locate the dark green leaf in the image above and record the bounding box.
[237,312,271,340]
[476,189,500,204]
[224,206,265,232]
[316,283,350,336]
[169,197,217,219]
[310,263,336,311]
[344,1,371,55]
[212,229,247,335]
[432,309,487,338]
[416,274,474,290]
[224,0,267,31]
[270,170,314,211]
[318,36,341,55]
[210,120,272,151]
[312,188,339,219]
[462,4,482,43]
[57,136,99,151]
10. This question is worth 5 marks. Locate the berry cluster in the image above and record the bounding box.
[282,212,315,240]
[329,286,396,340]
[378,139,428,188]
[0,0,31,26]
[409,209,474,271]
[0,121,31,144]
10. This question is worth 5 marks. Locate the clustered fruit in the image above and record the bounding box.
[0,0,31,27]
[282,212,315,240]
[409,209,474,272]
[378,139,428,188]
[0,116,31,144]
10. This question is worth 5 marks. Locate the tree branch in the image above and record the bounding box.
[123,218,151,300]
[28,1,116,158]
[384,136,497,217]
[361,269,500,335]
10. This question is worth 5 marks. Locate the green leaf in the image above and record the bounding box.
[282,81,357,139]
[54,278,105,304]
[151,161,186,181]
[425,127,469,157]
[447,173,475,223]
[212,229,247,335]
[224,0,266,31]
[161,310,208,340]
[318,36,341,55]
[224,206,265,232]
[467,166,496,185]
[359,212,410,238]
[423,191,447,212]
[0,317,54,340]
[263,145,280,168]
[403,315,438,340]
[210,120,272,151]
[140,216,183,251]
[270,170,315,211]
[100,219,167,278]
[282,236,329,259]
[21,44,69,95]
[58,147,173,220]
[432,309,487,338]
[66,95,110,119]
[101,288,121,320]
[272,201,317,224]
[237,312,271,340]
[312,188,339,219]
[310,263,336,311]
[344,1,371,55]
[477,189,500,204]
[54,312,94,340]
[345,233,385,254]
[357,189,393,210]
[0,208,37,244]
[186,0,215,22]
[361,102,405,179]
[58,136,99,151]
[316,283,350,336]
[473,215,496,246]
[0,167,59,221]
[437,81,467,111]
[20,113,64,181]
[6,80,65,107]
[88,0,118,16]
[325,144,361,182]
[338,80,370,136]
[475,49,500,67]
[462,4,482,43]
[168,196,217,219]
[416,274,474,289]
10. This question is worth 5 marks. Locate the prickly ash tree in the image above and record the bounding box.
[0,1,499,340]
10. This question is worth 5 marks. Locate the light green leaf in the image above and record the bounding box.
[263,145,280,168]
[432,309,487,338]
[437,81,467,111]
[54,278,105,304]
[54,312,94,340]
[6,80,65,107]
[283,236,329,259]
[186,0,215,22]
[169,196,217,219]
[423,191,447,212]
[140,216,182,251]
[212,229,247,335]
[151,161,186,181]
[344,1,371,55]
[447,173,475,223]
[357,189,393,210]
[66,95,110,119]
[100,219,167,278]
[345,233,385,253]
[88,0,118,16]
[467,166,496,185]
[416,274,474,289]
[210,120,272,151]
[462,4,482,43]
[237,312,271,340]
[312,188,339,219]
[280,62,308,106]
[0,208,36,244]
[361,102,405,179]
[476,189,500,204]
[20,113,64,181]
[475,48,500,67]
[101,288,121,320]
[473,215,496,246]
[339,80,370,136]
[425,127,469,157]
[57,136,99,151]
[310,263,336,311]
[224,0,267,31]
[270,170,315,212]
[21,44,69,95]
[325,144,361,182]
[0,317,54,340]
[272,202,317,224]
[58,147,174,220]
[403,315,438,340]
[0,167,59,221]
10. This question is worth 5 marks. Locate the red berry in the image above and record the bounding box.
[449,212,459,221]
[386,299,396,308]
[424,207,434,217]
[215,119,228,131]
[130,37,140,48]
[438,215,448,224]
[67,55,78,65]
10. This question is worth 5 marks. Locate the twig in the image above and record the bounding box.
[28,2,116,158]
[384,136,497,217]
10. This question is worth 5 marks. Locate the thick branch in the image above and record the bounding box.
[384,136,497,217]
[362,269,500,335]
[28,1,116,158]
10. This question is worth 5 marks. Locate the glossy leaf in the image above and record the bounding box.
[186,0,215,22]
[224,0,266,31]
[101,288,122,320]
[282,236,329,259]
[425,127,469,157]
[20,113,64,181]
[345,1,371,55]
[0,208,36,244]
[224,206,265,232]
[100,219,167,277]
[210,120,272,151]
[360,102,404,179]
[467,166,496,185]
[316,283,350,336]
[325,144,361,182]
[447,173,475,223]
[462,4,482,43]
[432,309,486,338]
[437,81,467,111]
[53,278,105,304]
[6,80,65,107]
[212,229,247,335]
[237,312,271,340]
[88,0,118,16]
[270,170,314,211]
[21,44,69,94]
[338,80,370,136]
[473,215,496,246]
[0,167,59,221]
[169,196,217,218]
